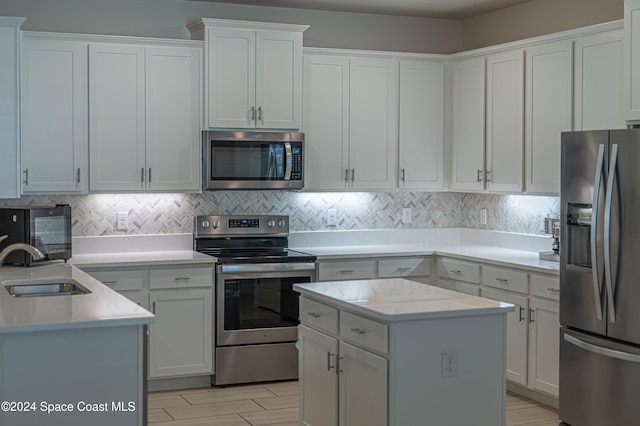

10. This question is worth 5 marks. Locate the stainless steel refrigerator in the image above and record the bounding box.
[560,129,640,425]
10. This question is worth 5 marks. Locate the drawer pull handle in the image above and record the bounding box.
[307,312,320,319]
[101,280,118,285]
[547,287,560,295]
[174,277,191,281]
[350,327,366,335]
[495,278,509,283]
[449,270,462,275]
[340,269,355,274]
[396,267,412,272]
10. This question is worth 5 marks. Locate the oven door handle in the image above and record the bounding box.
[219,262,316,273]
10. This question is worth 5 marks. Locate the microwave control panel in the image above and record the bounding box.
[291,145,302,180]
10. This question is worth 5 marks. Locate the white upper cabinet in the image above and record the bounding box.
[398,60,445,190]
[486,49,525,192]
[190,19,307,130]
[349,57,398,190]
[0,17,24,199]
[21,37,87,194]
[451,57,486,191]
[575,30,624,130]
[303,53,397,191]
[303,54,350,190]
[625,0,640,124]
[89,43,201,192]
[524,40,573,195]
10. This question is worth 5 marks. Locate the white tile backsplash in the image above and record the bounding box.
[0,191,559,237]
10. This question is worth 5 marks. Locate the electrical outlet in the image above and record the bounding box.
[327,209,337,226]
[402,208,412,224]
[480,208,487,225]
[117,211,129,231]
[441,350,457,378]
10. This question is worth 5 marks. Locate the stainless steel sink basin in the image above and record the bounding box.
[2,278,91,297]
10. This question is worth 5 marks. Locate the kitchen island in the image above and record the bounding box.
[294,278,514,426]
[0,262,154,426]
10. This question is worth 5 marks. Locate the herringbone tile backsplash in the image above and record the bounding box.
[0,192,559,237]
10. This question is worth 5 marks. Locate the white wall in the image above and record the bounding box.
[461,0,624,50]
[0,0,462,53]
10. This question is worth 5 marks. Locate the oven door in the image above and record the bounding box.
[216,262,315,346]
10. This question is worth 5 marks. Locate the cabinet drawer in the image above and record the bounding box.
[340,311,388,354]
[299,297,339,335]
[378,257,431,278]
[150,266,213,289]
[318,260,377,281]
[438,278,480,296]
[85,268,145,292]
[483,266,527,294]
[437,258,480,283]
[531,274,560,301]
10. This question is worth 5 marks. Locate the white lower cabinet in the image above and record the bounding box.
[436,257,560,399]
[82,263,214,380]
[317,256,431,284]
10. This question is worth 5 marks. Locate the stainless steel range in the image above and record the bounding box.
[194,214,316,386]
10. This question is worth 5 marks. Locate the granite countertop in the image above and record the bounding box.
[70,250,216,268]
[294,278,514,322]
[0,262,154,334]
[294,242,559,274]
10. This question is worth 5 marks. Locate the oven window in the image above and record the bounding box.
[223,276,310,330]
[210,141,285,180]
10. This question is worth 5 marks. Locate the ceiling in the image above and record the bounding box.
[190,0,535,19]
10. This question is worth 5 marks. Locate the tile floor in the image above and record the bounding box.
[149,381,560,425]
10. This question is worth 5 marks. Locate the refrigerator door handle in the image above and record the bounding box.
[604,143,618,324]
[564,333,640,363]
[591,144,606,321]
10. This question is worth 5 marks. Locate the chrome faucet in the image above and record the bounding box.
[0,235,45,267]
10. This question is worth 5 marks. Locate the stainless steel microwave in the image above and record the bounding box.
[203,131,304,190]
[0,205,72,266]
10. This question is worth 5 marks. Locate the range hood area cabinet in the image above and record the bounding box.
[88,42,202,192]
[0,17,24,200]
[189,18,308,130]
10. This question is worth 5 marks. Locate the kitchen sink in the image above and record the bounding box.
[2,278,91,297]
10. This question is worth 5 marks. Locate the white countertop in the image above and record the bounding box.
[0,262,154,334]
[294,278,514,322]
[70,250,216,268]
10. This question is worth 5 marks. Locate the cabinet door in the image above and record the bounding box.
[145,46,201,191]
[339,341,387,426]
[89,44,146,191]
[299,325,339,426]
[529,297,559,396]
[486,50,524,192]
[482,288,528,386]
[149,289,213,378]
[451,57,486,191]
[0,18,23,199]
[398,60,445,190]
[349,57,398,190]
[21,39,87,194]
[575,30,624,130]
[525,40,573,195]
[206,27,255,128]
[303,54,350,190]
[256,30,302,129]
[625,0,640,123]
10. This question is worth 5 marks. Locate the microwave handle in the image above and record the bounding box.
[284,142,292,180]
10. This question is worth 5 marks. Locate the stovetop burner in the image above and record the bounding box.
[193,214,316,264]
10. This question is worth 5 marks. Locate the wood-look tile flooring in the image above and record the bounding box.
[149,381,560,425]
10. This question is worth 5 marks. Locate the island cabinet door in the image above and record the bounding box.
[339,341,388,426]
[299,325,339,426]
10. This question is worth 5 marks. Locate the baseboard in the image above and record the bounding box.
[507,382,559,410]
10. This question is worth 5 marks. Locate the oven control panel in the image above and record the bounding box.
[195,215,289,237]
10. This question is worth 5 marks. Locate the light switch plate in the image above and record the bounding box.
[402,208,412,224]
[327,209,337,226]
